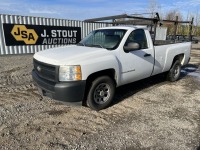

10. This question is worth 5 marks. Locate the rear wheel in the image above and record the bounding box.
[87,76,115,111]
[166,60,181,82]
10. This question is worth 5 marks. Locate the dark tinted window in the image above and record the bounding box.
[125,29,148,49]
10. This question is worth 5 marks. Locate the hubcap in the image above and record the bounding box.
[173,65,180,78]
[94,83,110,104]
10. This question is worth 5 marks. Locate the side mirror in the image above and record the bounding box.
[124,42,140,53]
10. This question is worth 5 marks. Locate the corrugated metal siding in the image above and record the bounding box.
[0,14,111,55]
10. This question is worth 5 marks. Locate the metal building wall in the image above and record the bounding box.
[0,14,111,55]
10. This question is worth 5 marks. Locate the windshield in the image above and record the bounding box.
[78,29,127,50]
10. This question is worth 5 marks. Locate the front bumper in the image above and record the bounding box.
[32,70,86,103]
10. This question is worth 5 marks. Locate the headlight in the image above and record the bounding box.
[59,65,82,81]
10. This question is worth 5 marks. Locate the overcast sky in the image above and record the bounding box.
[0,0,200,20]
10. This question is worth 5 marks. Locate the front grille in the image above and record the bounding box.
[33,59,58,82]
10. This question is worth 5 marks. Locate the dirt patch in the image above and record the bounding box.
[0,45,200,149]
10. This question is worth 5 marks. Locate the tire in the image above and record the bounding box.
[166,60,181,82]
[87,76,115,111]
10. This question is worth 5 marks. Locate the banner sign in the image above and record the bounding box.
[3,23,81,46]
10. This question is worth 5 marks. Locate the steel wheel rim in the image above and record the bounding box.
[94,83,111,104]
[173,64,180,78]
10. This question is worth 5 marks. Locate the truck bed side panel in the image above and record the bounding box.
[152,42,191,76]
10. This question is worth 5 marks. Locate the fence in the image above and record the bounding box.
[0,14,111,55]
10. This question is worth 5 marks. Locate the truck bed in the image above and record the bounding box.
[152,42,191,76]
[154,40,188,46]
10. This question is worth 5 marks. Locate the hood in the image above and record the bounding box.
[34,45,109,65]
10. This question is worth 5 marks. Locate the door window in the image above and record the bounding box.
[125,29,148,50]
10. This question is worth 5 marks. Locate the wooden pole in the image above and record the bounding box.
[174,16,178,43]
[189,18,194,41]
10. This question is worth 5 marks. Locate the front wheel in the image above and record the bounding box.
[166,60,181,82]
[87,76,115,111]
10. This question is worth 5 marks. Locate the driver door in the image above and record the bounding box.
[120,29,154,85]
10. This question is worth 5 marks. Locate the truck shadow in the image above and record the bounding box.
[180,64,199,79]
[112,73,167,106]
[112,63,199,106]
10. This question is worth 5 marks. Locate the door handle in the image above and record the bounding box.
[144,53,151,57]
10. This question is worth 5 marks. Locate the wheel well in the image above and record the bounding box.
[172,54,184,66]
[86,69,116,85]
[82,69,116,106]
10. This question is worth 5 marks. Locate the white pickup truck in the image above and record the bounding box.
[32,26,191,110]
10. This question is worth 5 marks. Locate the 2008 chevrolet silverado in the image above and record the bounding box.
[32,26,191,110]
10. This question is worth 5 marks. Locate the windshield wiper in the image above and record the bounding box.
[86,44,104,49]
[95,44,104,48]
[78,43,106,49]
[77,43,85,46]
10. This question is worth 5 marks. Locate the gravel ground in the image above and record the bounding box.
[0,44,200,150]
